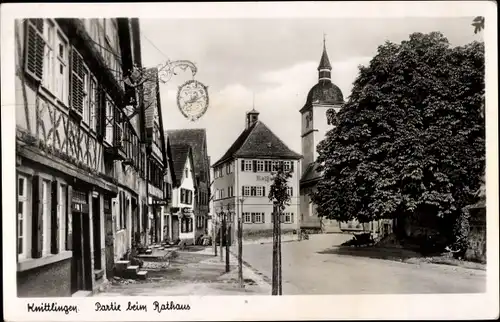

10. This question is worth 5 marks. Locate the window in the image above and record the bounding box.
[256,186,263,197]
[272,161,280,171]
[283,161,291,172]
[226,163,230,174]
[284,212,294,224]
[220,189,224,199]
[25,19,69,104]
[256,160,264,172]
[244,160,252,172]
[228,186,234,197]
[287,187,293,197]
[264,161,272,172]
[89,78,98,132]
[255,213,262,223]
[17,175,29,258]
[181,217,193,233]
[185,168,189,178]
[105,97,114,144]
[243,212,251,224]
[250,186,256,197]
[42,180,51,255]
[243,186,251,197]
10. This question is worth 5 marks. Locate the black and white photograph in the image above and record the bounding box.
[1,1,498,321]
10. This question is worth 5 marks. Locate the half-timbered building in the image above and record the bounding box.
[14,18,148,297]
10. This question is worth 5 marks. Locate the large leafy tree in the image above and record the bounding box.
[312,32,485,242]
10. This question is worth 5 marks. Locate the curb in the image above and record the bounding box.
[229,250,272,286]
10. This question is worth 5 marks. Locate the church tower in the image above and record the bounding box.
[300,36,344,174]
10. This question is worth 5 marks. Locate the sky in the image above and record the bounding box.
[139,17,482,165]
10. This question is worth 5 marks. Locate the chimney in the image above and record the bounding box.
[246,109,259,129]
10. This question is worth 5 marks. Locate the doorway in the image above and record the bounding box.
[104,197,114,279]
[92,195,102,273]
[71,198,92,293]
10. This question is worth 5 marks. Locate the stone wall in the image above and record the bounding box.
[17,258,72,297]
[465,207,486,263]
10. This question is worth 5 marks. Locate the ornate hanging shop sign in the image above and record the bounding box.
[123,60,210,122]
[177,80,209,122]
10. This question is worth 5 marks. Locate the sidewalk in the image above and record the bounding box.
[94,246,271,297]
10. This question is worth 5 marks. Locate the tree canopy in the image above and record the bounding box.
[268,164,292,213]
[312,32,485,234]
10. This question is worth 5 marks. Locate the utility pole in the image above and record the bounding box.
[238,197,244,288]
[272,204,279,295]
[220,210,223,262]
[213,215,217,257]
[225,204,230,273]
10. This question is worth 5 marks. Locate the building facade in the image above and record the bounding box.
[168,144,198,245]
[14,18,150,296]
[142,68,171,245]
[167,129,211,241]
[212,110,302,241]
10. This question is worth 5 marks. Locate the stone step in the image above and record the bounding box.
[126,265,140,274]
[136,271,148,280]
[72,290,92,297]
[115,260,130,271]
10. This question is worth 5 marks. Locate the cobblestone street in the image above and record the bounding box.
[235,234,486,295]
[94,247,270,296]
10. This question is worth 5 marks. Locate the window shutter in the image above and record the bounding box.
[123,193,127,229]
[290,187,293,197]
[263,186,266,197]
[51,180,59,254]
[290,161,294,173]
[24,19,45,82]
[251,213,255,223]
[71,48,85,115]
[31,175,43,258]
[262,212,265,223]
[291,213,294,223]
[252,160,257,172]
[66,185,73,250]
[280,213,284,223]
[241,160,245,171]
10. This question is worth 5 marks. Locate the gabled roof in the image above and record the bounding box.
[212,120,302,168]
[167,129,209,183]
[300,162,322,187]
[169,144,192,188]
[143,68,159,129]
[165,137,177,187]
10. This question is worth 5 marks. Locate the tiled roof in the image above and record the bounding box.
[142,68,159,129]
[212,121,302,167]
[167,129,209,182]
[169,144,191,187]
[300,162,322,186]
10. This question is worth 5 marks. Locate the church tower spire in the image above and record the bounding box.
[317,34,332,83]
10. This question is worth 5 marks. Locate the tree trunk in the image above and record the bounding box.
[272,211,279,295]
[278,213,282,295]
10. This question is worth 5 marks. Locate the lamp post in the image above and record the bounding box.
[238,197,245,288]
